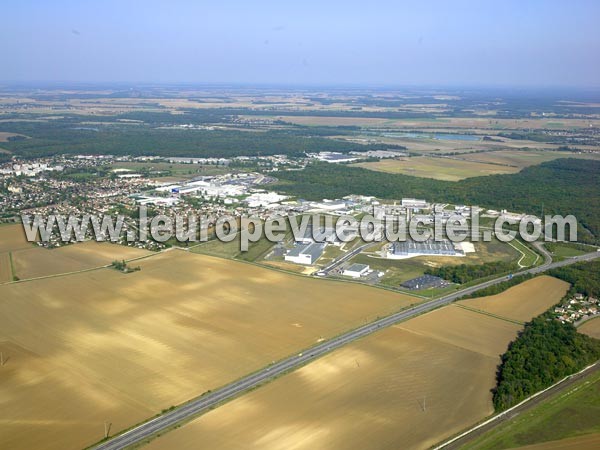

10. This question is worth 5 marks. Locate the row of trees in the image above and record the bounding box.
[425,261,518,284]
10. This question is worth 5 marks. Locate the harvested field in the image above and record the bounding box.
[458,150,600,169]
[579,318,600,340]
[457,275,569,322]
[398,305,520,357]
[353,156,518,181]
[273,115,599,130]
[0,251,416,450]
[11,241,151,279]
[0,252,12,282]
[145,305,521,450]
[0,224,33,253]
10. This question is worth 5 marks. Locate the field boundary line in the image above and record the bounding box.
[453,304,524,325]
[8,251,15,280]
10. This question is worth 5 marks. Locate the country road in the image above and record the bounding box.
[93,251,599,450]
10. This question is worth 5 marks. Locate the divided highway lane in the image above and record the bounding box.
[94,252,599,450]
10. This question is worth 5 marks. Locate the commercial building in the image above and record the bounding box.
[284,243,325,265]
[343,263,370,278]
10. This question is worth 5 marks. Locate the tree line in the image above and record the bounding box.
[425,261,518,284]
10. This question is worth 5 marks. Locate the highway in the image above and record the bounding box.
[94,251,599,450]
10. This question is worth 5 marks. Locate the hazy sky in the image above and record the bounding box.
[2,0,599,87]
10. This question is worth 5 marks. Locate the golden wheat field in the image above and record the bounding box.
[0,252,11,282]
[457,276,569,322]
[579,318,600,340]
[0,250,417,450]
[11,241,151,279]
[352,157,518,181]
[458,150,600,169]
[0,224,33,253]
[145,303,523,450]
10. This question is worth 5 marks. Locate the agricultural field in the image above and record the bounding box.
[457,275,569,322]
[0,224,34,281]
[271,115,599,130]
[0,250,417,450]
[580,318,600,340]
[457,149,600,170]
[461,368,600,450]
[353,156,518,181]
[0,224,34,253]
[0,252,12,282]
[144,300,527,450]
[353,150,600,181]
[10,241,151,280]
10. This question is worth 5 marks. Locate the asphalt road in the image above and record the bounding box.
[319,242,373,275]
[94,251,599,450]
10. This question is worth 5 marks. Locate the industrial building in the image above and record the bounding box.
[388,239,461,259]
[284,243,326,265]
[343,263,370,278]
[401,198,429,209]
[296,226,341,245]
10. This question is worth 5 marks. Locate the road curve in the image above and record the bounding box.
[93,252,599,450]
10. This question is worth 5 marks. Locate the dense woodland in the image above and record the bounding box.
[493,316,600,411]
[549,260,600,297]
[425,261,518,284]
[493,260,600,411]
[275,159,600,243]
[0,118,401,158]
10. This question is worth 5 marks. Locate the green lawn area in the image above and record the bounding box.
[110,161,230,178]
[462,369,600,450]
[190,235,276,262]
[509,239,540,267]
[546,242,591,260]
